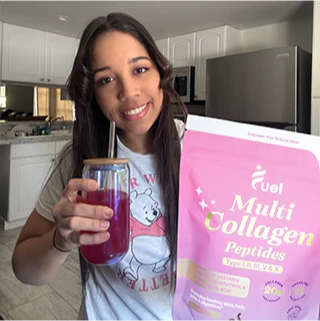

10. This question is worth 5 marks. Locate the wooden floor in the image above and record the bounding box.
[0,227,82,320]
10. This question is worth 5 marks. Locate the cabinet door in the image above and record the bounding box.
[155,38,170,61]
[170,33,195,67]
[195,28,225,101]
[46,33,78,86]
[8,155,55,221]
[2,24,45,83]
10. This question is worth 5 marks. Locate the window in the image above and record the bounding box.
[0,86,6,107]
[35,87,74,120]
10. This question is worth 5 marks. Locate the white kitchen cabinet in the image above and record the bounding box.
[2,24,46,84]
[11,141,56,158]
[155,38,170,61]
[0,139,71,229]
[2,23,77,86]
[162,26,240,101]
[46,33,77,85]
[170,33,195,67]
[9,155,55,222]
[7,142,56,223]
[195,27,226,101]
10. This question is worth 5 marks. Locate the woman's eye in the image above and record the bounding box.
[135,67,149,74]
[98,77,114,86]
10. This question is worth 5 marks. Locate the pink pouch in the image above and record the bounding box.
[173,115,320,320]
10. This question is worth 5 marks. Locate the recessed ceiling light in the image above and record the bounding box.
[57,15,70,22]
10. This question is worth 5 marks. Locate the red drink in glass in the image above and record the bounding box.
[80,189,130,265]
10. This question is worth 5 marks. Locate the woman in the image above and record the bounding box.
[12,12,187,320]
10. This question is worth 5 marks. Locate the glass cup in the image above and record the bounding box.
[81,158,130,265]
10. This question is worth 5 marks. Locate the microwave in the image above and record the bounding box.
[172,66,195,103]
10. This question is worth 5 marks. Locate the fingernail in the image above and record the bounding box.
[104,208,112,218]
[102,232,109,240]
[101,221,109,229]
[89,181,97,189]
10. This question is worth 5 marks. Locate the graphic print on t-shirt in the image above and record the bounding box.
[122,187,170,282]
[118,169,170,284]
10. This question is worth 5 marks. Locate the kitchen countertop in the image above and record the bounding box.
[0,133,73,145]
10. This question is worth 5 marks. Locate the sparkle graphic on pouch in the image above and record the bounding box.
[196,187,203,195]
[199,199,208,210]
[211,199,215,205]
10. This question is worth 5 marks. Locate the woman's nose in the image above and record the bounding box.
[118,77,140,102]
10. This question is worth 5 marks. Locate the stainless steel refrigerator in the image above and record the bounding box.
[205,46,312,133]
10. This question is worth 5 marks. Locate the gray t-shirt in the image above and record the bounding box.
[35,119,185,320]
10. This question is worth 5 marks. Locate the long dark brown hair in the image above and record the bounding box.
[66,12,187,291]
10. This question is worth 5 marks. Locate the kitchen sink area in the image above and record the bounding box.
[0,121,73,145]
[0,132,72,144]
[4,129,72,138]
[4,130,71,137]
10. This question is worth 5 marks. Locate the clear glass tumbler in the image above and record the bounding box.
[81,158,130,265]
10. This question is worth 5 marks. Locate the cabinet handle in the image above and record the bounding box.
[40,78,44,82]
[51,157,55,162]
[47,79,51,82]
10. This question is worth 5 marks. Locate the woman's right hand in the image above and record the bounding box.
[51,178,113,252]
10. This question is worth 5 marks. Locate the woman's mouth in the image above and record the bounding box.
[121,102,149,120]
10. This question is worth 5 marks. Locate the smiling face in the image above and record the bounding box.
[91,31,164,148]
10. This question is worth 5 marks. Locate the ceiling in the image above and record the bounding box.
[0,1,313,40]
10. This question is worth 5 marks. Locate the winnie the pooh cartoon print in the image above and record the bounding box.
[123,188,170,281]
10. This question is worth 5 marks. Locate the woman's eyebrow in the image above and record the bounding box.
[129,56,150,63]
[93,56,150,75]
[93,65,111,75]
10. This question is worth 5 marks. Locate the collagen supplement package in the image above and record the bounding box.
[173,115,320,320]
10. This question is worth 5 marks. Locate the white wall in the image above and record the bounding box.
[241,18,313,53]
[225,25,242,55]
